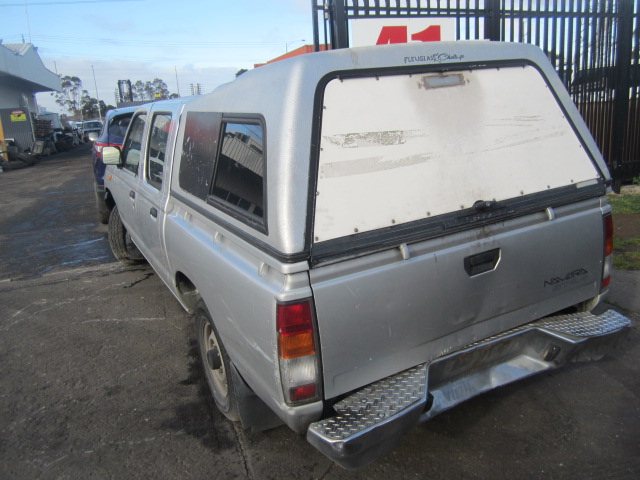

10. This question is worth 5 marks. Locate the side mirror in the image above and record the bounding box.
[88,131,100,142]
[102,146,122,165]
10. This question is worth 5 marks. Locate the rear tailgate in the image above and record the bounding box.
[309,63,607,399]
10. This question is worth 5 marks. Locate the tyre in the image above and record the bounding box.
[107,206,145,265]
[195,300,240,421]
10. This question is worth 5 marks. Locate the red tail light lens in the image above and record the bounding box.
[289,384,317,403]
[277,302,315,358]
[94,141,108,159]
[277,300,321,405]
[604,213,614,256]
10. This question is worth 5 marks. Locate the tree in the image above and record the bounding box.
[80,96,114,119]
[129,78,172,101]
[81,93,98,119]
[150,78,170,99]
[54,76,87,117]
[236,69,248,77]
[132,80,146,101]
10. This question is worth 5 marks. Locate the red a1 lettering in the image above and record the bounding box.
[376,26,408,45]
[411,25,441,42]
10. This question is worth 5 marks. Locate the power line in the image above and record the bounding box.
[2,0,143,6]
[3,33,288,49]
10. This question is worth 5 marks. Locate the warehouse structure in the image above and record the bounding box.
[0,42,61,154]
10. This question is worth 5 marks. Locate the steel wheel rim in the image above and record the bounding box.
[202,321,228,397]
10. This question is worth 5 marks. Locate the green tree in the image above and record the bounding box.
[80,93,98,119]
[128,78,172,101]
[54,76,88,117]
[149,78,170,99]
[81,96,114,119]
[132,80,146,101]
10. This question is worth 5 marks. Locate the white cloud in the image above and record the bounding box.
[36,56,237,115]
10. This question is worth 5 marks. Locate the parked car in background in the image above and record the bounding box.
[81,120,103,142]
[92,107,137,223]
[74,121,84,140]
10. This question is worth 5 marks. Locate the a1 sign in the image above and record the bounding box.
[351,18,456,47]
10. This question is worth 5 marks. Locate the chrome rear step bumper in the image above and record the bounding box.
[307,310,631,469]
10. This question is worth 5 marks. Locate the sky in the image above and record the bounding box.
[2,0,314,115]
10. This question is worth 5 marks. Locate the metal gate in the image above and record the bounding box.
[312,0,640,187]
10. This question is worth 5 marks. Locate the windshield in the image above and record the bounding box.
[84,121,102,129]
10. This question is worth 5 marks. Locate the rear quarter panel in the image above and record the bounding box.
[163,200,316,422]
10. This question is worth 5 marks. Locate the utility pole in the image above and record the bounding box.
[91,65,102,121]
[175,66,180,97]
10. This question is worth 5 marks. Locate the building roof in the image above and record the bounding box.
[254,44,330,68]
[0,42,61,93]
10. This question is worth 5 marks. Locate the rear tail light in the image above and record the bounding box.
[94,141,108,159]
[601,213,614,291]
[94,141,123,160]
[277,300,321,405]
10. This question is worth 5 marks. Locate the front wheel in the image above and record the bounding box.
[107,206,144,265]
[195,300,240,421]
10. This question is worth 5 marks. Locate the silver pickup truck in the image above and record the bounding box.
[101,41,630,469]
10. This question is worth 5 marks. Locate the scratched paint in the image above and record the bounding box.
[320,153,430,179]
[323,130,416,148]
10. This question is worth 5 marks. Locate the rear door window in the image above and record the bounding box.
[179,112,221,200]
[146,113,172,189]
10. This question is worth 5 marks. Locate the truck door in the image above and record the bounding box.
[111,110,147,244]
[134,111,174,282]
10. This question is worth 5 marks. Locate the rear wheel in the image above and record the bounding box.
[107,206,144,264]
[195,300,239,421]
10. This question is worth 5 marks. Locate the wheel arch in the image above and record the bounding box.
[175,271,199,313]
[104,187,116,212]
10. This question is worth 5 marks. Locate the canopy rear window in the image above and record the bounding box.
[313,65,600,243]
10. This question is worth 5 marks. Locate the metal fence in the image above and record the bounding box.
[312,0,640,187]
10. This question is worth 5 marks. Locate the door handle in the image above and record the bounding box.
[129,191,136,199]
[464,248,501,277]
[150,207,158,218]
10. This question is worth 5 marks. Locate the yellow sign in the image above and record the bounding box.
[10,110,27,122]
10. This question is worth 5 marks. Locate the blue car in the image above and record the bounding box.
[92,107,138,223]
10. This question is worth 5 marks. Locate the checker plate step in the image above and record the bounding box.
[307,309,631,469]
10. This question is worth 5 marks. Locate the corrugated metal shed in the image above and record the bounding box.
[0,43,60,95]
[0,42,61,151]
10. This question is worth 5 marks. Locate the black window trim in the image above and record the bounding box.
[206,113,268,236]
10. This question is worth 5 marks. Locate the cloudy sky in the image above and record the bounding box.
[3,0,314,114]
